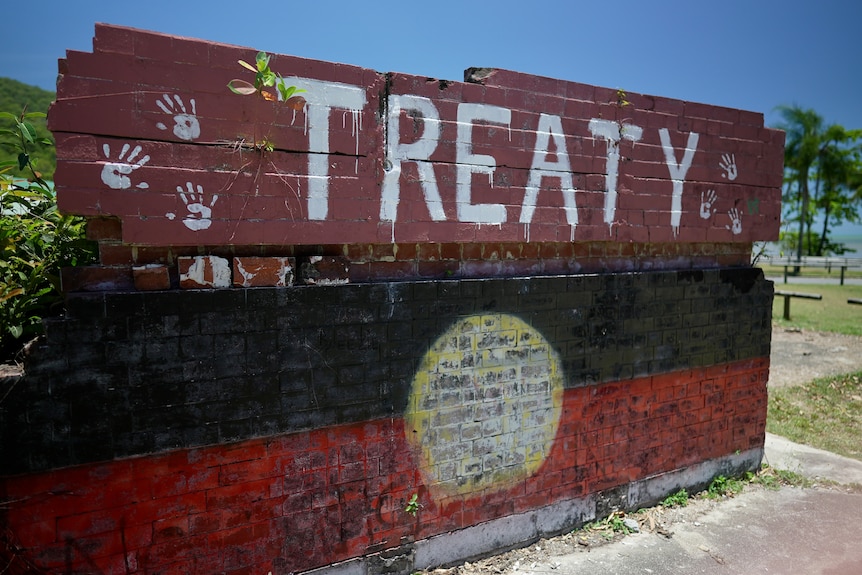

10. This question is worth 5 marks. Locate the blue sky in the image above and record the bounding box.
[3,0,861,234]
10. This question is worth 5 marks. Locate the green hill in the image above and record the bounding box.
[0,77,56,181]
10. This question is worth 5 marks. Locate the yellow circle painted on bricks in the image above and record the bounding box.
[404,314,564,498]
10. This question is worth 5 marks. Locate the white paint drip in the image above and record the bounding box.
[520,113,579,229]
[289,103,309,135]
[588,118,643,234]
[279,77,366,220]
[381,94,446,224]
[352,109,361,173]
[455,103,510,224]
[340,107,363,172]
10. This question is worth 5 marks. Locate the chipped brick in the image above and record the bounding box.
[61,265,134,292]
[232,257,295,288]
[133,264,170,291]
[178,256,231,289]
[301,256,350,285]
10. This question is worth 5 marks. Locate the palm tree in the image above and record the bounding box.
[776,105,823,265]
[813,126,862,255]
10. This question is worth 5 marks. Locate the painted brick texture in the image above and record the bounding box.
[2,269,771,474]
[48,24,783,251]
[74,234,756,288]
[2,360,767,574]
[0,269,772,573]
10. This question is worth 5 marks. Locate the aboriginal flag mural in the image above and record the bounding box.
[1,271,772,573]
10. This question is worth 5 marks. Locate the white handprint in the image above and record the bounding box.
[155,94,200,141]
[719,153,738,181]
[700,189,717,219]
[169,182,218,231]
[726,208,743,235]
[100,144,149,189]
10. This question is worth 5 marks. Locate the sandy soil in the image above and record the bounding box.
[769,327,862,388]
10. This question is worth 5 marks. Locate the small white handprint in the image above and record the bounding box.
[100,143,149,189]
[700,189,717,219]
[719,153,738,181]
[726,208,743,235]
[155,94,200,141]
[169,182,218,231]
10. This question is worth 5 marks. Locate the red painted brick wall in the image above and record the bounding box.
[49,24,782,253]
[2,359,767,574]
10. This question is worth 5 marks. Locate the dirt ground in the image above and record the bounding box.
[769,327,862,388]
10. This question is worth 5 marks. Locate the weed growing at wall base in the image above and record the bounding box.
[661,488,689,507]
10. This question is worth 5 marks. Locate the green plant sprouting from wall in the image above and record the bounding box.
[228,51,307,107]
[227,51,308,155]
[616,88,631,108]
[404,493,420,516]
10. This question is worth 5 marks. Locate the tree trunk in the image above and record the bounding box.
[817,207,830,256]
[795,175,809,272]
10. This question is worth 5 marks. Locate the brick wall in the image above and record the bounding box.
[1,270,771,573]
[49,24,781,255]
[2,364,766,574]
[0,23,782,575]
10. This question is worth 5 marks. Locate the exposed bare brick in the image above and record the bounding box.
[178,256,231,289]
[133,264,170,291]
[61,265,133,292]
[300,256,350,285]
[86,217,122,241]
[232,257,295,288]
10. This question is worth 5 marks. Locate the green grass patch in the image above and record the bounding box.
[770,283,862,335]
[767,372,862,461]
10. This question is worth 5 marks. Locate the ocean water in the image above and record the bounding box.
[761,234,862,259]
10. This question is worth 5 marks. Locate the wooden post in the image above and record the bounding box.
[774,291,823,321]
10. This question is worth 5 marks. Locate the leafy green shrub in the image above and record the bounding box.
[1,109,96,361]
[0,79,55,181]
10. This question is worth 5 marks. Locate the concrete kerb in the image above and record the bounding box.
[763,432,862,485]
[544,437,862,575]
